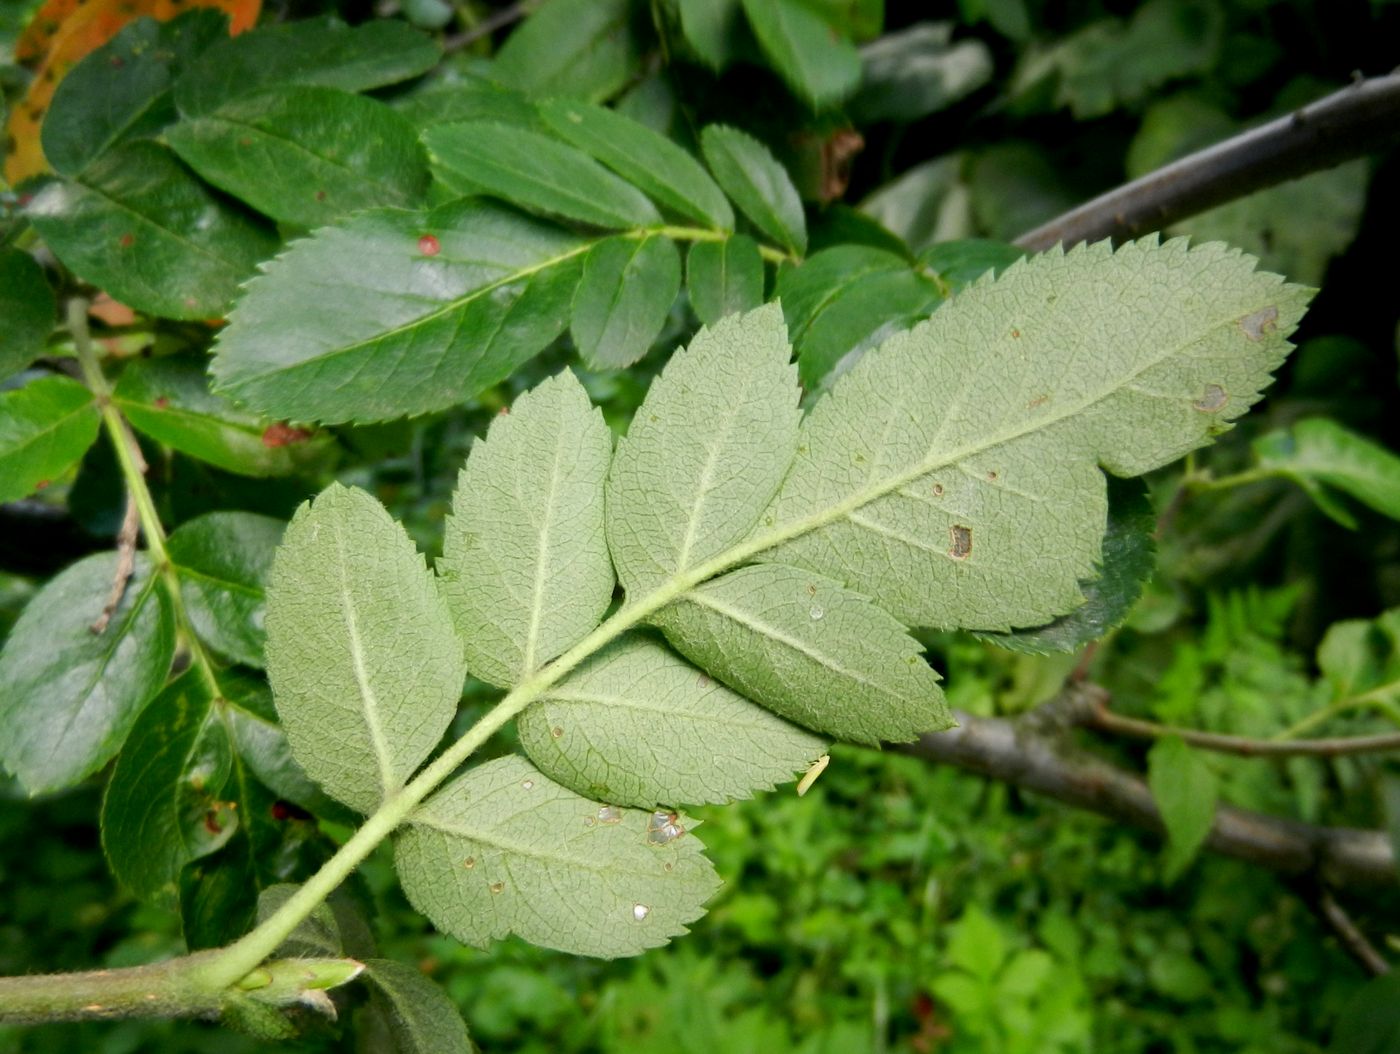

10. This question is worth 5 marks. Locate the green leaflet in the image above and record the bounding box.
[519,634,826,807]
[425,121,661,230]
[686,236,764,326]
[849,23,994,124]
[918,239,1025,293]
[174,17,440,117]
[571,235,681,368]
[439,371,615,688]
[395,756,720,958]
[0,249,55,380]
[41,11,227,178]
[700,125,807,255]
[210,199,585,424]
[606,304,801,594]
[114,356,334,478]
[739,0,861,108]
[167,86,430,228]
[168,511,285,668]
[26,141,279,320]
[1147,736,1217,882]
[757,238,1309,631]
[100,670,236,906]
[360,959,476,1054]
[0,375,99,504]
[265,484,465,814]
[651,564,950,744]
[677,0,745,70]
[538,98,734,231]
[0,552,174,794]
[491,0,642,102]
[1252,417,1400,527]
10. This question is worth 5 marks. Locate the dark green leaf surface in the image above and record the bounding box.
[652,563,950,744]
[776,245,944,387]
[740,0,861,108]
[700,125,806,255]
[850,22,994,124]
[1329,972,1400,1054]
[0,249,55,380]
[168,512,284,668]
[167,86,430,228]
[571,235,681,368]
[360,959,476,1054]
[425,121,660,230]
[686,236,764,325]
[519,634,826,807]
[0,374,99,504]
[1253,418,1400,526]
[1147,736,1217,882]
[114,356,334,477]
[0,552,174,794]
[210,200,585,424]
[265,484,465,813]
[975,476,1156,654]
[394,78,542,132]
[677,0,747,70]
[918,239,1026,293]
[100,670,236,906]
[42,10,227,178]
[539,99,733,230]
[174,17,440,117]
[396,756,720,958]
[27,141,278,320]
[491,0,641,102]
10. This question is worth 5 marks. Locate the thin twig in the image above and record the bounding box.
[893,703,1396,888]
[1083,695,1400,758]
[443,1,529,53]
[1016,72,1400,251]
[90,495,139,635]
[1316,888,1391,976]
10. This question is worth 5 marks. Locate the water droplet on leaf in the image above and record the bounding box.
[809,606,824,620]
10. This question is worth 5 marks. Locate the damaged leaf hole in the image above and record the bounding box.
[646,810,684,845]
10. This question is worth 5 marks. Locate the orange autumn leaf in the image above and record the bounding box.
[3,0,261,186]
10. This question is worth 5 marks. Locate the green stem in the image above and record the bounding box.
[1270,686,1400,742]
[67,299,223,700]
[636,224,798,265]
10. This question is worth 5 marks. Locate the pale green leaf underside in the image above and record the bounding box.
[756,237,1309,631]
[606,303,801,594]
[652,563,950,744]
[396,756,720,958]
[519,634,826,807]
[265,484,465,813]
[440,371,615,688]
[362,958,476,1054]
[210,199,584,425]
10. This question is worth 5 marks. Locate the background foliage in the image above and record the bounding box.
[2,0,1399,1050]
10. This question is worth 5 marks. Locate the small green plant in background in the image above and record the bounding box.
[2,0,1399,1049]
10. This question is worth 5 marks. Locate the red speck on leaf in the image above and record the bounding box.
[203,811,224,834]
[119,233,134,248]
[34,479,50,490]
[153,396,169,409]
[261,422,313,448]
[418,234,440,256]
[315,189,327,201]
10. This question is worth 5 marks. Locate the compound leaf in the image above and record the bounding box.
[168,85,429,228]
[686,235,764,326]
[0,552,174,794]
[605,304,800,594]
[519,634,826,807]
[101,669,236,906]
[756,238,1309,631]
[210,199,585,425]
[265,484,465,814]
[425,121,660,230]
[700,125,806,255]
[439,371,615,688]
[651,563,950,744]
[539,98,733,231]
[168,511,284,668]
[395,756,720,958]
[0,375,99,504]
[571,234,681,369]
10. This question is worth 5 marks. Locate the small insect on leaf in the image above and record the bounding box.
[796,753,830,796]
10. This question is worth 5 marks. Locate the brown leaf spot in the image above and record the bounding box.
[203,810,224,834]
[314,189,327,202]
[948,524,972,560]
[153,396,169,409]
[418,233,441,256]
[34,478,50,490]
[1027,394,1048,409]
[1238,305,1278,341]
[261,422,313,448]
[1010,327,1021,338]
[118,232,134,248]
[1193,384,1228,413]
[932,483,944,497]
